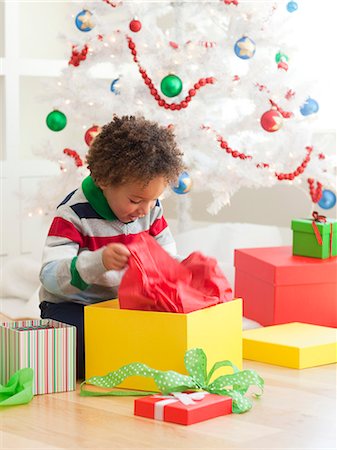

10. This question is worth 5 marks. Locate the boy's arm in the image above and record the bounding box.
[40,219,124,297]
[149,200,177,257]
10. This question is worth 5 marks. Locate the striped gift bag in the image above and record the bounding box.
[0,319,76,395]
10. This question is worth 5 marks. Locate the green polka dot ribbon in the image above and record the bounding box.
[81,348,264,413]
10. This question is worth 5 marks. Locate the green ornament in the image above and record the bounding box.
[275,51,289,63]
[46,110,67,132]
[160,74,183,98]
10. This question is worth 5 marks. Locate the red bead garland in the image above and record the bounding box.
[102,0,119,7]
[269,99,293,119]
[218,138,252,160]
[198,41,217,48]
[202,126,321,186]
[127,36,216,110]
[68,44,88,67]
[201,125,252,160]
[307,178,323,203]
[277,61,288,71]
[275,146,313,181]
[255,83,270,93]
[63,148,84,167]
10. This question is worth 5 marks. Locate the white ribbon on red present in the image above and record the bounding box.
[152,391,208,421]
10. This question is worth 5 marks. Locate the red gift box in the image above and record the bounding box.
[234,246,337,328]
[134,392,232,425]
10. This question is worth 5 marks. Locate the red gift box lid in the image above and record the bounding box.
[234,246,337,286]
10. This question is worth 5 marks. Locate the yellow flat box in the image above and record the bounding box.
[243,322,337,369]
[85,299,242,391]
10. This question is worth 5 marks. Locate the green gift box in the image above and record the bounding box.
[291,214,337,259]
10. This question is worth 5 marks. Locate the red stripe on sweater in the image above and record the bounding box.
[48,217,84,247]
[48,217,167,251]
[149,216,168,237]
[82,232,158,250]
[83,234,127,250]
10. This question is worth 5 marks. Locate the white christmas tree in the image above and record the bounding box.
[32,0,336,223]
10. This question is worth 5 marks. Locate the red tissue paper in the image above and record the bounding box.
[118,232,233,313]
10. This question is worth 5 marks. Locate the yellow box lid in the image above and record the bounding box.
[243,322,337,348]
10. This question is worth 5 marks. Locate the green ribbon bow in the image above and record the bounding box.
[0,368,34,407]
[81,348,264,413]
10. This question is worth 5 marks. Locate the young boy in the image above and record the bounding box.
[39,115,184,378]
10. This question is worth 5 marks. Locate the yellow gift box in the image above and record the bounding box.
[243,322,337,369]
[85,299,242,391]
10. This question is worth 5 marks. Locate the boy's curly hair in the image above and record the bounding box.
[86,116,184,186]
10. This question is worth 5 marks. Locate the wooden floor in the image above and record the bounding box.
[1,358,336,449]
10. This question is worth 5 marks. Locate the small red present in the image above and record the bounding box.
[134,392,232,425]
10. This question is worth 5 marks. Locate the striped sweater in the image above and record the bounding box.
[39,176,177,305]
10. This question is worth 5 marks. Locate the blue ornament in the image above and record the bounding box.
[172,172,192,195]
[318,190,336,210]
[286,1,298,12]
[234,36,256,60]
[110,78,120,95]
[300,98,319,116]
[75,10,95,32]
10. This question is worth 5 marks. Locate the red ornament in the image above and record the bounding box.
[129,19,142,32]
[85,125,102,146]
[277,61,288,71]
[260,109,283,132]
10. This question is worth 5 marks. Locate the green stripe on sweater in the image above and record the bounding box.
[70,257,90,290]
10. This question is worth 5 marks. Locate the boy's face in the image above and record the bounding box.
[98,176,167,223]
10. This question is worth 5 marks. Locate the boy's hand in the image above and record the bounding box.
[102,243,131,271]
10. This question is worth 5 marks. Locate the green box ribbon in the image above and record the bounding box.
[81,348,264,414]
